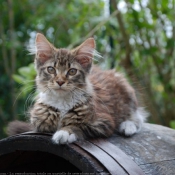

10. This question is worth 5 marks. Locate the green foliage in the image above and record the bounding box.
[170,120,175,129]
[13,63,36,97]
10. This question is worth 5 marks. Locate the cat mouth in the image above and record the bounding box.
[55,88,65,91]
[54,87,67,92]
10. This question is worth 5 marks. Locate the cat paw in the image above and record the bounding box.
[52,130,77,144]
[119,121,137,136]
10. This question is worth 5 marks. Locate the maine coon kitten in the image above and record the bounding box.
[8,33,147,144]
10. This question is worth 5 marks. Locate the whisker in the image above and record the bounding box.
[13,85,36,107]
[16,79,35,86]
[24,89,36,116]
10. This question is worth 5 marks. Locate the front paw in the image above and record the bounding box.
[52,130,77,144]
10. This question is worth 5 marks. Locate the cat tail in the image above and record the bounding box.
[7,120,32,136]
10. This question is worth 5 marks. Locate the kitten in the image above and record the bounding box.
[8,33,147,144]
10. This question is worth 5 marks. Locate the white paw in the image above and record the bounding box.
[52,130,77,144]
[119,121,137,136]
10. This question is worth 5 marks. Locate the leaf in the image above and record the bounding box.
[166,39,174,49]
[170,120,175,129]
[18,67,31,76]
[13,75,25,84]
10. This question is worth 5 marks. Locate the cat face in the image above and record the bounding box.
[36,49,89,93]
[33,33,95,94]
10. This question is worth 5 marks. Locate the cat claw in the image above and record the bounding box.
[119,121,137,136]
[52,130,77,144]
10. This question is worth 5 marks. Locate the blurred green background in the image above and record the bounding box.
[1,0,175,138]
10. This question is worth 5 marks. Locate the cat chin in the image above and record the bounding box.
[52,88,69,93]
[43,87,70,96]
[54,89,75,97]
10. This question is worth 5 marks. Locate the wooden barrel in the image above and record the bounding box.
[0,123,175,175]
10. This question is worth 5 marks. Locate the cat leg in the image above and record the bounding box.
[52,104,91,144]
[52,117,115,144]
[52,112,84,144]
[52,105,101,144]
[30,103,60,133]
[119,107,148,136]
[52,107,116,144]
[52,119,115,144]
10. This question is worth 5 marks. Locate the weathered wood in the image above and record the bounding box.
[0,123,175,174]
[107,123,175,175]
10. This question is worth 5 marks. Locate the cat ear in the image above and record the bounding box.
[75,38,95,72]
[35,33,53,64]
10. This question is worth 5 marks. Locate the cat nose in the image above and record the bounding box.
[56,80,65,86]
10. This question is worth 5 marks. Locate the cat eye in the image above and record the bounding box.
[47,66,56,74]
[68,68,77,76]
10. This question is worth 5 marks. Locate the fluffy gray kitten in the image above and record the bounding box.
[7,33,147,144]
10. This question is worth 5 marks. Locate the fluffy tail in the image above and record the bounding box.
[7,120,32,136]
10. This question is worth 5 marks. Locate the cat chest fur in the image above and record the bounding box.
[38,90,88,117]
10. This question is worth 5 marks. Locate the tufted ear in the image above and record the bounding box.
[74,38,95,72]
[35,33,53,64]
